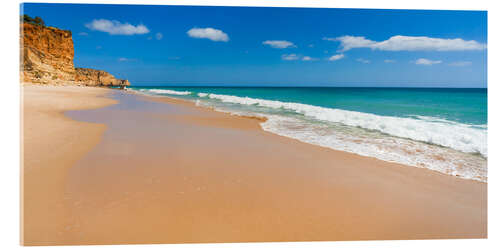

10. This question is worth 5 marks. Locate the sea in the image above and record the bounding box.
[128,86,487,182]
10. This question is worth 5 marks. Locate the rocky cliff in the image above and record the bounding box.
[20,22,130,87]
[75,68,131,86]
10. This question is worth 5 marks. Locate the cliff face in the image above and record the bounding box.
[75,68,131,86]
[21,23,75,84]
[20,22,130,87]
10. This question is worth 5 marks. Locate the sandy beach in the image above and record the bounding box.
[21,85,487,245]
[21,85,117,245]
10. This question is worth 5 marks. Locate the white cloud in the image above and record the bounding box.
[328,54,345,61]
[263,40,296,49]
[187,27,229,42]
[449,61,472,66]
[415,58,442,65]
[324,36,375,52]
[281,54,317,61]
[78,32,88,36]
[384,59,396,63]
[326,35,486,52]
[155,32,163,40]
[356,58,370,64]
[281,54,300,61]
[302,56,318,61]
[85,19,149,35]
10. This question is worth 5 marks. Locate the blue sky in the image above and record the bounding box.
[22,3,487,87]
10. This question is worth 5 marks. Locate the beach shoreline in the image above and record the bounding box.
[138,91,487,183]
[22,85,487,245]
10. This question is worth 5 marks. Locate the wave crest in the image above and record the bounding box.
[206,93,487,157]
[140,89,192,95]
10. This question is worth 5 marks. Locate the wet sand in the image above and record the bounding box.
[22,86,487,245]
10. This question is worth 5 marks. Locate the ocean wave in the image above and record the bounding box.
[140,89,192,95]
[205,93,487,157]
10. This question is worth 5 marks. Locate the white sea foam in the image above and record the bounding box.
[141,89,192,95]
[205,93,487,158]
[198,92,209,97]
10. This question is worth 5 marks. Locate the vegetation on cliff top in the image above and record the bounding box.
[21,14,45,26]
[21,14,70,33]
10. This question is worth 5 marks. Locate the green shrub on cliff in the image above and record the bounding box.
[21,14,45,26]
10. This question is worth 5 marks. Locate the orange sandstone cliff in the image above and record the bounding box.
[75,68,130,87]
[20,22,130,87]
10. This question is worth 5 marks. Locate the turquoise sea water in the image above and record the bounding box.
[129,86,487,182]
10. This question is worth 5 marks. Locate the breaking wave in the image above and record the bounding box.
[204,93,487,157]
[140,89,192,95]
